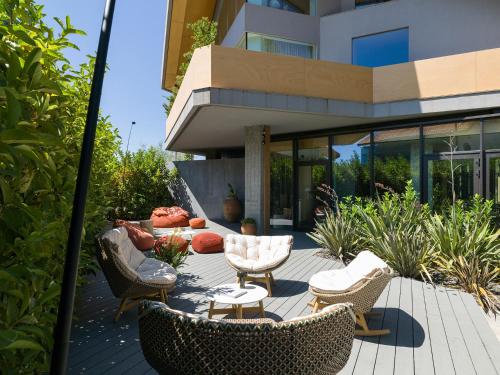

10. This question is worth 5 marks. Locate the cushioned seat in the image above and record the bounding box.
[96,227,177,320]
[136,258,177,285]
[191,232,224,254]
[189,217,206,229]
[308,250,393,336]
[225,234,293,296]
[151,206,190,228]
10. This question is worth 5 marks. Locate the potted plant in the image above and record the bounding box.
[153,229,189,270]
[241,217,257,235]
[223,183,242,223]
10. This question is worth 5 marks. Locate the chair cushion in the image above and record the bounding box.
[224,234,292,273]
[309,250,389,293]
[136,258,177,286]
[101,227,145,271]
[154,235,189,254]
[192,232,224,254]
[114,220,155,251]
[189,218,206,229]
[151,206,190,228]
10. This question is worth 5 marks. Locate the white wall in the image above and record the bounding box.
[320,0,500,64]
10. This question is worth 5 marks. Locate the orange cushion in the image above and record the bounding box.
[191,232,224,254]
[151,206,190,228]
[113,220,155,251]
[189,218,206,229]
[154,235,189,254]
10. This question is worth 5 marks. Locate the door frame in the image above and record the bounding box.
[423,152,481,203]
[486,152,500,201]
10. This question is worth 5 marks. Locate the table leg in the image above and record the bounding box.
[236,304,243,319]
[259,301,265,318]
[208,301,214,319]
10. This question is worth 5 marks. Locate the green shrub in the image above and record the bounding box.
[0,1,120,371]
[154,233,188,270]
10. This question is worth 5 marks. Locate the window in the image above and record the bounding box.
[374,127,420,194]
[355,0,391,8]
[331,133,371,199]
[248,0,317,15]
[424,121,480,154]
[247,33,315,59]
[270,141,293,228]
[352,28,409,67]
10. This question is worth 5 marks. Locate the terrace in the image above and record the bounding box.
[68,220,500,374]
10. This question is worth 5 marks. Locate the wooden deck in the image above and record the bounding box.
[69,221,500,374]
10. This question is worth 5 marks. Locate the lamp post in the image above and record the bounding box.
[50,0,116,373]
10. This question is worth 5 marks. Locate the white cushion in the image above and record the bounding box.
[224,234,292,273]
[309,251,389,293]
[102,227,145,270]
[136,258,177,286]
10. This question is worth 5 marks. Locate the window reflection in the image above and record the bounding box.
[374,127,420,194]
[424,121,480,154]
[484,118,500,150]
[331,133,371,199]
[270,141,293,228]
[247,33,315,59]
[298,137,328,162]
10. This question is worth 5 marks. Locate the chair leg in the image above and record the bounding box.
[354,312,390,336]
[115,297,128,322]
[159,289,167,303]
[311,297,321,313]
[265,273,272,297]
[269,272,275,285]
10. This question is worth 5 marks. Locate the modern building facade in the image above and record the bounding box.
[163,0,500,233]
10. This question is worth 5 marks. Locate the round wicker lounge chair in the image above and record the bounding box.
[308,250,394,336]
[138,300,356,375]
[96,227,177,321]
[224,234,293,296]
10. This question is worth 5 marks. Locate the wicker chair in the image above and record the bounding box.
[138,300,356,375]
[96,227,177,321]
[308,250,394,336]
[224,234,293,296]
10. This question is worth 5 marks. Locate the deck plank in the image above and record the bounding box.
[394,277,415,375]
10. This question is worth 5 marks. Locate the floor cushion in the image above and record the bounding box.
[113,220,155,251]
[154,235,189,254]
[191,232,224,254]
[189,218,206,229]
[151,206,190,228]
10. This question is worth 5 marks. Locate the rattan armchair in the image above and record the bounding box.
[96,227,177,321]
[138,300,356,375]
[309,250,394,336]
[224,234,293,296]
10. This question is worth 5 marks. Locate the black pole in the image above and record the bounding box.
[50,0,116,373]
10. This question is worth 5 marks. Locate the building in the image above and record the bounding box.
[162,0,500,233]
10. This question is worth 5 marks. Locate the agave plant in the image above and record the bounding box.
[307,209,360,263]
[434,255,499,315]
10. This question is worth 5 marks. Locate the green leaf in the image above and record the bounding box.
[3,340,44,352]
[11,29,36,46]
[21,47,42,77]
[5,88,21,128]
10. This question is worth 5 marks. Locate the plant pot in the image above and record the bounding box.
[241,224,257,235]
[223,197,242,223]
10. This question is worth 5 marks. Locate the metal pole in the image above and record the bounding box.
[50,0,116,373]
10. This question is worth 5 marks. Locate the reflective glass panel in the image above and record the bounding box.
[374,127,420,194]
[424,121,480,154]
[247,33,315,59]
[484,118,500,150]
[298,137,328,162]
[331,132,371,199]
[270,141,293,228]
[352,28,408,67]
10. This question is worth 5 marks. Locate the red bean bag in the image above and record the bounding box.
[113,220,155,251]
[191,232,224,254]
[189,218,206,229]
[151,206,190,228]
[154,235,189,254]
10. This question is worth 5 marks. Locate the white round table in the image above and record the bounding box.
[206,283,268,319]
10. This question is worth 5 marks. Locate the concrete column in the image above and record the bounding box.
[245,125,270,235]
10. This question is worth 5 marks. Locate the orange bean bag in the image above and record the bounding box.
[151,206,190,228]
[189,218,206,229]
[154,235,189,254]
[191,232,224,254]
[113,220,155,251]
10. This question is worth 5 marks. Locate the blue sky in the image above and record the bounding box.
[41,0,169,151]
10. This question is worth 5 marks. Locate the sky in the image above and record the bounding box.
[40,0,169,152]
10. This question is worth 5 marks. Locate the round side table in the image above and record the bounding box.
[206,283,268,319]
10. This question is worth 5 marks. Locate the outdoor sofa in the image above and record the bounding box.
[138,300,356,375]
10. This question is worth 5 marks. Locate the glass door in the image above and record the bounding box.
[486,153,500,219]
[424,154,480,211]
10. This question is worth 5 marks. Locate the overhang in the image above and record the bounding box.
[165,45,500,152]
